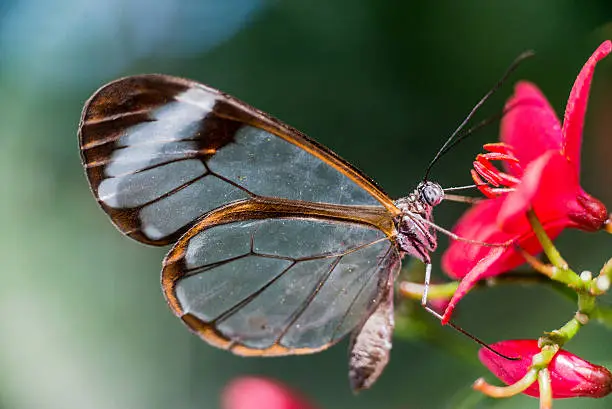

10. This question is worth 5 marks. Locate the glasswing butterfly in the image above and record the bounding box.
[78,74,453,391]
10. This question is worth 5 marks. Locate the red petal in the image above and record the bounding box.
[442,199,508,279]
[222,377,317,409]
[479,340,612,398]
[441,167,572,322]
[441,246,505,324]
[500,82,562,174]
[498,151,580,235]
[441,199,522,324]
[562,40,612,172]
[441,216,567,322]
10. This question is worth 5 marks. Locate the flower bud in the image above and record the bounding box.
[568,193,608,231]
[479,340,612,398]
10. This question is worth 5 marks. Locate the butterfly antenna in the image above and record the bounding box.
[423,50,534,181]
[437,103,517,159]
[423,305,519,361]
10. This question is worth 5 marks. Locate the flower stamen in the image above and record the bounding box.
[471,143,522,198]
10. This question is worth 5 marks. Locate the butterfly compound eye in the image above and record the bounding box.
[419,181,444,207]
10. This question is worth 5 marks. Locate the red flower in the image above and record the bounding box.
[222,377,318,409]
[479,340,612,398]
[440,41,612,324]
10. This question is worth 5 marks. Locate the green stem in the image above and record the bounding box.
[399,270,577,303]
[538,369,553,409]
[578,291,596,314]
[526,209,568,269]
[526,209,581,287]
[600,257,612,279]
[473,369,539,397]
[532,345,559,368]
[399,281,458,300]
[542,291,595,347]
[551,317,582,345]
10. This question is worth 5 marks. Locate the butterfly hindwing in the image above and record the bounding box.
[162,201,401,356]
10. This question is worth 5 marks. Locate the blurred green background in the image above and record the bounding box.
[2,1,612,408]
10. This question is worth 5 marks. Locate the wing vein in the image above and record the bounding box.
[82,109,152,127]
[183,253,252,277]
[100,172,208,209]
[207,169,257,197]
[330,244,393,341]
[273,256,343,345]
[213,261,297,325]
[89,155,203,176]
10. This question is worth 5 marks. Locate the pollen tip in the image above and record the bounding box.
[605,216,612,234]
[596,275,610,292]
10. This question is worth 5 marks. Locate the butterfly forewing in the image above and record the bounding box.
[79,75,399,245]
[162,201,401,356]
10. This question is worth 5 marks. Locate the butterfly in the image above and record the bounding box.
[78,74,446,391]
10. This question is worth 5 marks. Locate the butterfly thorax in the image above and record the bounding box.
[393,181,444,264]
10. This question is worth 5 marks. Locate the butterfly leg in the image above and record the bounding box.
[421,262,432,306]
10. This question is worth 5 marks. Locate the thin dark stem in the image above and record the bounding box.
[424,306,520,361]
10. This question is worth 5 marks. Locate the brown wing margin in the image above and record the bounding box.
[79,76,194,245]
[206,80,399,216]
[161,197,397,356]
[79,74,399,246]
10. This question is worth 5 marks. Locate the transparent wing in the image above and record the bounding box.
[162,208,401,356]
[79,75,398,245]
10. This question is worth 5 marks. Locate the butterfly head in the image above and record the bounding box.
[393,181,442,262]
[417,181,444,207]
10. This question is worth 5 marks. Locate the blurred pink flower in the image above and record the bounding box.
[222,377,318,409]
